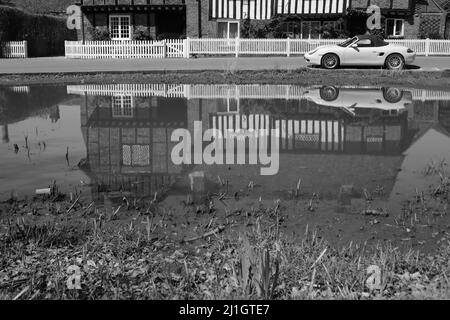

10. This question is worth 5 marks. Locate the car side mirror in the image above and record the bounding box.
[350,44,357,48]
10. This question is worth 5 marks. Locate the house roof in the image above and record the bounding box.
[405,122,450,155]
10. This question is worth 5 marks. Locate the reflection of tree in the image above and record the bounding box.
[0,86,68,124]
[0,91,7,122]
[49,105,60,123]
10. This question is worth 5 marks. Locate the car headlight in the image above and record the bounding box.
[308,49,318,55]
[407,48,414,53]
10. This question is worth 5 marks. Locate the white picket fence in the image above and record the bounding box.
[65,40,185,59]
[1,41,28,58]
[65,38,450,59]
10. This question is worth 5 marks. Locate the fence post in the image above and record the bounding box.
[163,39,167,58]
[235,38,239,58]
[425,38,430,57]
[185,37,190,58]
[287,37,290,57]
[23,41,28,58]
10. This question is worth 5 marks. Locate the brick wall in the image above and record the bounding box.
[185,0,217,38]
[350,0,411,10]
[403,14,420,38]
[446,14,450,38]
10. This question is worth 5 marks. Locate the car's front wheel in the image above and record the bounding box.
[321,53,339,69]
[385,54,405,70]
[320,86,339,101]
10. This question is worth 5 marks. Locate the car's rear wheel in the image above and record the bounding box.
[385,54,405,70]
[382,87,403,103]
[321,53,339,69]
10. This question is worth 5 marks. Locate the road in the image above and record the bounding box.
[0,56,449,74]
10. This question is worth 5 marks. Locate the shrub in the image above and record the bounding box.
[156,32,184,40]
[319,18,348,39]
[0,5,77,57]
[90,27,111,41]
[240,18,268,38]
[132,26,152,41]
[418,30,443,39]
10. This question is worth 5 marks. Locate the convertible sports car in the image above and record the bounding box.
[304,35,416,70]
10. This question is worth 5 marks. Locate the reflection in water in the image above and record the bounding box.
[1,84,450,208]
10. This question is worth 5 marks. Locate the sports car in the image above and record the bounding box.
[304,35,416,70]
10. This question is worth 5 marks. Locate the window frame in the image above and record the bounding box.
[355,38,373,47]
[283,22,301,38]
[301,20,321,39]
[109,14,132,40]
[112,95,134,118]
[217,20,240,39]
[385,18,405,38]
[122,144,151,167]
[217,98,240,114]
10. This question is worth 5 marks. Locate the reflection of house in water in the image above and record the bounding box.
[389,98,450,206]
[69,84,450,200]
[199,89,411,198]
[79,88,187,199]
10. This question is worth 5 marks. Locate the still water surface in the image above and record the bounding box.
[1,84,450,227]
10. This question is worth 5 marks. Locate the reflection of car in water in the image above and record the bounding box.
[303,86,412,117]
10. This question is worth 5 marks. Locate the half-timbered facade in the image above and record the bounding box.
[75,0,449,40]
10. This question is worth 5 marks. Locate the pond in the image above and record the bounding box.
[1,83,450,249]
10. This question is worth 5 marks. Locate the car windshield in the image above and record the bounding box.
[338,37,357,47]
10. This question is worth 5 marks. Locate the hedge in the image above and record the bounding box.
[0,5,77,57]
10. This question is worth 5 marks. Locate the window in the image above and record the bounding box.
[112,96,133,118]
[366,136,383,152]
[122,145,150,166]
[218,21,240,39]
[386,19,404,38]
[283,22,301,38]
[339,37,358,47]
[110,15,131,40]
[217,98,239,114]
[301,21,321,39]
[356,39,373,47]
[242,0,249,19]
[323,21,343,31]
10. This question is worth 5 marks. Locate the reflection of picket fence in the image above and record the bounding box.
[67,84,450,102]
[1,41,28,58]
[66,38,450,59]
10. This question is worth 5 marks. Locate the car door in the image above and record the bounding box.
[343,39,381,66]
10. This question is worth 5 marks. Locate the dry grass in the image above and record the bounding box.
[0,205,449,300]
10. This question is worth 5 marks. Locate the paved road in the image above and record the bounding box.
[0,56,449,74]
